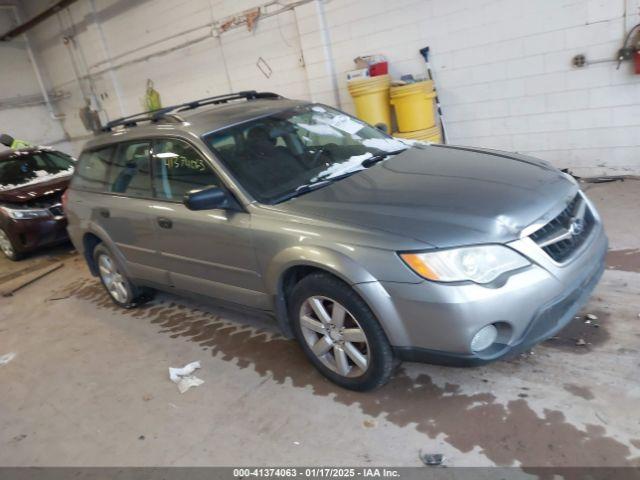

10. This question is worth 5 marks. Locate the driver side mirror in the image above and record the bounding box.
[183,186,232,211]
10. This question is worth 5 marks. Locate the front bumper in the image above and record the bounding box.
[355,223,608,366]
[4,215,69,253]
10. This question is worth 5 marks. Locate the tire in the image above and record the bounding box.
[289,272,396,391]
[93,244,153,308]
[0,227,23,261]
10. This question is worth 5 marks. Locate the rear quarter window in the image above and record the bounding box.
[71,146,114,192]
[107,141,152,197]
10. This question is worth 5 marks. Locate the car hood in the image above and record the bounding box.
[272,145,577,248]
[0,176,71,204]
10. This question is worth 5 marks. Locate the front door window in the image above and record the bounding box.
[152,139,221,201]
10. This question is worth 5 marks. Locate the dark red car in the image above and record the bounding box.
[0,147,75,260]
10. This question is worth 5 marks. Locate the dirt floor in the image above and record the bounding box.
[1,180,639,467]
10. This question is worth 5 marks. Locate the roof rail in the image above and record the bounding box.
[102,90,282,132]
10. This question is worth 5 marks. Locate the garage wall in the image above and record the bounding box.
[0,6,68,153]
[11,0,640,175]
[298,0,640,175]
[18,0,312,155]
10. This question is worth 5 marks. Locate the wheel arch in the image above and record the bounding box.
[82,232,102,275]
[80,224,130,278]
[266,246,378,338]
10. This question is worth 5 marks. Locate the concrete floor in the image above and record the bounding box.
[1,181,639,467]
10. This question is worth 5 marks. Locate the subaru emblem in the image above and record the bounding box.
[569,217,585,236]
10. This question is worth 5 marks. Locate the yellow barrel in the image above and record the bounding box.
[390,80,436,132]
[347,75,392,132]
[394,125,441,143]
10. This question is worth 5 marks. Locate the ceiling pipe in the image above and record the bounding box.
[315,0,341,108]
[0,0,79,41]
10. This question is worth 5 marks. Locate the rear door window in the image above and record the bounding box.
[72,146,114,192]
[152,139,221,202]
[107,141,153,197]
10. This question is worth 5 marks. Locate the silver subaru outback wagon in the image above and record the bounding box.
[65,91,608,391]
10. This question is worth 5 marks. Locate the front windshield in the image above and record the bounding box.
[0,150,74,191]
[203,104,410,204]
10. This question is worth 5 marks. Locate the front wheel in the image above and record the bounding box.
[289,273,396,391]
[94,244,153,308]
[0,228,22,261]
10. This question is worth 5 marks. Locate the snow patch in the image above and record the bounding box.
[0,167,74,191]
[312,153,373,181]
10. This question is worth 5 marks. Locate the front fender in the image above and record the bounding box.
[264,245,380,339]
[264,245,378,295]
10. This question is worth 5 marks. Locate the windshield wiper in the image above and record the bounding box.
[315,148,409,182]
[360,148,408,168]
[272,149,408,204]
[272,180,331,204]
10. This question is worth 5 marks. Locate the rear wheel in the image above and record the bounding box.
[94,244,153,308]
[289,273,395,391]
[0,228,22,261]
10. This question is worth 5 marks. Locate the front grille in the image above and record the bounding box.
[28,191,63,209]
[530,193,594,262]
[49,204,64,217]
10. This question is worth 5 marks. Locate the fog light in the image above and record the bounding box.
[471,324,498,352]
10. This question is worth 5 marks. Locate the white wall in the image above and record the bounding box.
[11,0,640,175]
[300,0,640,175]
[0,6,68,152]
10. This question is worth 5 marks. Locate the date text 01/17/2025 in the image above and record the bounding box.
[232,468,401,478]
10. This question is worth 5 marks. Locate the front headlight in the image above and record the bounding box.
[400,245,530,284]
[1,206,51,220]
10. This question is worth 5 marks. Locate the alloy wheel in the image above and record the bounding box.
[0,230,14,258]
[299,296,370,378]
[98,254,129,303]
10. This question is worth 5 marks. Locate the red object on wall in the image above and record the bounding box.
[369,62,388,77]
[635,50,640,74]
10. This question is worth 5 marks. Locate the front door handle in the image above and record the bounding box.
[157,217,173,229]
[97,208,110,218]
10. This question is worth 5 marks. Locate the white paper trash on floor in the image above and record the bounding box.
[0,352,16,366]
[169,361,204,394]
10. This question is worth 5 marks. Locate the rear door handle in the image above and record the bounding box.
[97,208,110,218]
[157,217,173,229]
